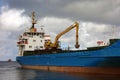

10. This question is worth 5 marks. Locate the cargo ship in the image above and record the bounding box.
[16,12,120,74]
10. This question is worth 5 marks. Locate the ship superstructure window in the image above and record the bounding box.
[27,33,33,37]
[45,40,47,42]
[33,33,37,35]
[37,33,39,36]
[40,35,43,38]
[41,40,42,42]
[33,40,36,42]
[35,46,39,49]
[40,35,44,38]
[40,46,43,48]
[29,46,32,48]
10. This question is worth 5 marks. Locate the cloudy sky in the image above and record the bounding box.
[0,0,120,61]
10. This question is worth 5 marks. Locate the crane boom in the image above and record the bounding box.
[54,22,80,48]
[44,22,80,49]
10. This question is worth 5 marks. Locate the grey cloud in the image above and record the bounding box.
[62,0,120,25]
[6,0,120,25]
[7,0,66,17]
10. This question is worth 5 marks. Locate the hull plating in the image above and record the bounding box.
[22,65,120,74]
[17,40,120,74]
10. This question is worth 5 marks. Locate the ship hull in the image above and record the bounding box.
[17,54,120,74]
[16,40,120,74]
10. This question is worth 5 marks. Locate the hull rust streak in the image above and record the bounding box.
[22,65,120,74]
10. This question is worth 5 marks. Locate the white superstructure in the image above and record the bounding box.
[17,28,46,56]
[17,12,51,56]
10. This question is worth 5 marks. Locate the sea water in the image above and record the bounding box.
[0,61,120,80]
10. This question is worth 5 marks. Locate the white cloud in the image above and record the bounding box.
[0,6,30,31]
[38,17,74,41]
[80,22,120,48]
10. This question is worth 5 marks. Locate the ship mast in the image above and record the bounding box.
[31,12,37,29]
[30,12,37,32]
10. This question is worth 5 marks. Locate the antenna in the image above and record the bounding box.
[31,12,37,28]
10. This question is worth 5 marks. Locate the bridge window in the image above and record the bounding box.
[33,40,36,42]
[29,46,32,48]
[40,46,43,48]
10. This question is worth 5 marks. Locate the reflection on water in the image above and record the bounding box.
[0,61,120,80]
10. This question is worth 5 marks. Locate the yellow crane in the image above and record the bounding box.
[45,22,80,49]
